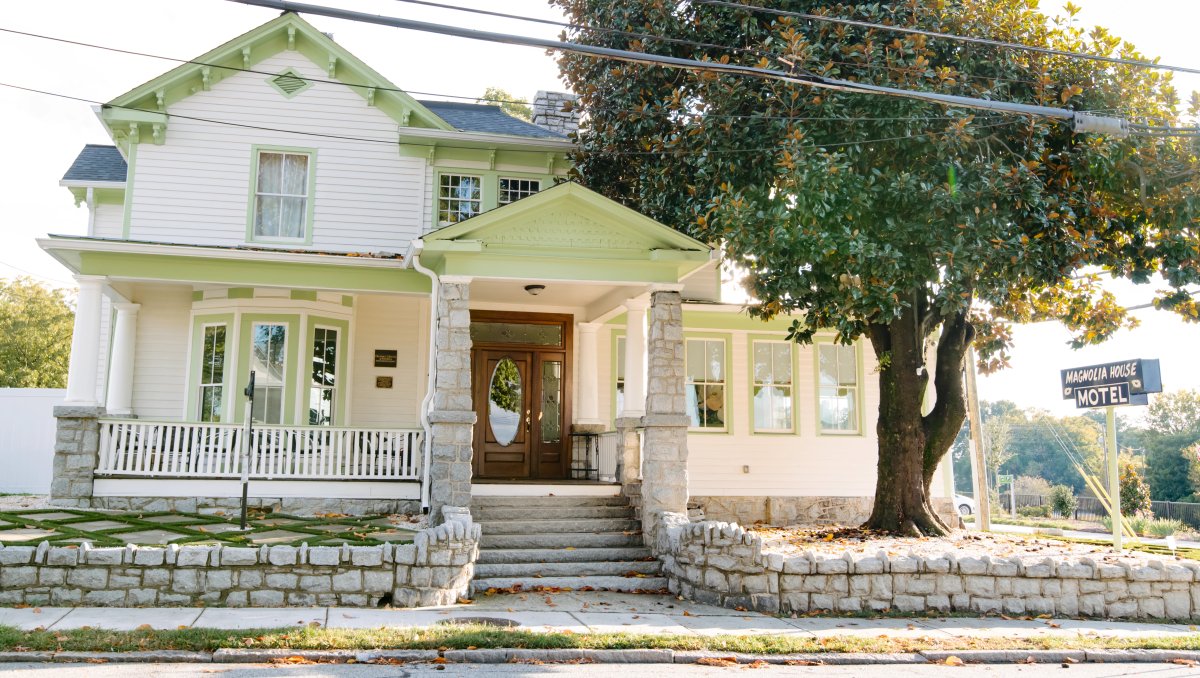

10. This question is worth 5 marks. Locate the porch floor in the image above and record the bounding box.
[0,507,420,547]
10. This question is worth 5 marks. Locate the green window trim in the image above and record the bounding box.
[813,337,865,436]
[684,332,734,435]
[433,168,554,228]
[246,145,317,246]
[187,313,236,423]
[747,334,798,435]
[305,316,349,427]
[235,313,301,425]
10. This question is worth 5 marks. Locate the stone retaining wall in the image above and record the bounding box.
[0,519,479,608]
[88,496,420,516]
[656,513,1200,619]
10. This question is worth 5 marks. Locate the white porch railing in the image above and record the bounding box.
[97,420,423,480]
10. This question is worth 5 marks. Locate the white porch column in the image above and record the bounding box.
[104,302,140,416]
[621,297,650,418]
[575,322,603,427]
[64,275,105,405]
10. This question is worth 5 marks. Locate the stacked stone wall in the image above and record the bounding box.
[656,513,1200,619]
[531,90,580,136]
[0,520,479,608]
[89,496,420,516]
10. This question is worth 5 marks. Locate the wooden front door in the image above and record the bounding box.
[471,313,571,480]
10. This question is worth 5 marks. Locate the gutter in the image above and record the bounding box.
[406,239,439,515]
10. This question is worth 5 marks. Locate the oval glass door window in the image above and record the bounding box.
[488,358,522,446]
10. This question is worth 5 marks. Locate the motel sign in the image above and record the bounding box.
[1061,359,1162,410]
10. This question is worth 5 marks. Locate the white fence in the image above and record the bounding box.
[0,388,65,494]
[97,420,423,480]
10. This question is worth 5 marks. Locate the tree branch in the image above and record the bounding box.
[921,311,975,477]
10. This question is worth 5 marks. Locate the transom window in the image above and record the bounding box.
[499,177,541,205]
[254,151,310,240]
[438,174,481,225]
[250,323,288,424]
[818,343,859,433]
[686,338,726,430]
[198,325,226,422]
[752,340,793,432]
[309,327,338,425]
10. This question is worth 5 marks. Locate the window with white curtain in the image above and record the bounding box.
[253,150,310,240]
[752,340,793,432]
[818,342,859,433]
[686,338,726,430]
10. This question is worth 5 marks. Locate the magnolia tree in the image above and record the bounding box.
[553,0,1200,535]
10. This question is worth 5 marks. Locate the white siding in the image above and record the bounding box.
[349,294,428,427]
[130,285,192,419]
[92,202,124,239]
[597,319,884,498]
[681,261,721,303]
[129,51,425,252]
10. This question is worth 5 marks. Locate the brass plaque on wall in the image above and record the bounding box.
[376,376,393,389]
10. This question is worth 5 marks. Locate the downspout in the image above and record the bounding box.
[407,239,439,515]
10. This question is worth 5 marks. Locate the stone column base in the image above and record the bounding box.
[51,405,104,508]
[428,410,476,524]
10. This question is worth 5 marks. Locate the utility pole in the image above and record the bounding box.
[964,347,990,530]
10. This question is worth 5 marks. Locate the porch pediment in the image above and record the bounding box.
[418,183,712,284]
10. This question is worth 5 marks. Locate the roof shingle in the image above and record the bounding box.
[62,144,128,183]
[417,101,567,140]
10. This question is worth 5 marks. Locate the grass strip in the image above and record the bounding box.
[2,624,1199,655]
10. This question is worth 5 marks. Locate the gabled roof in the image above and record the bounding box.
[418,101,565,140]
[62,145,127,183]
[101,12,453,143]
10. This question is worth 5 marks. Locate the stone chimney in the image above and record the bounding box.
[531,90,581,137]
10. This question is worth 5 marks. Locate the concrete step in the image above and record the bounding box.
[474,560,661,578]
[473,505,634,520]
[471,495,628,508]
[480,531,643,549]
[477,547,652,565]
[471,575,669,594]
[477,518,640,535]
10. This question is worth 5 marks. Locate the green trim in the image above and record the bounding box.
[812,336,866,437]
[341,295,354,307]
[682,310,796,332]
[609,329,626,427]
[228,287,254,299]
[266,67,314,99]
[305,316,350,426]
[191,291,204,302]
[683,331,734,435]
[435,252,692,284]
[235,313,301,425]
[290,290,318,301]
[247,145,317,246]
[77,251,430,294]
[187,313,236,423]
[403,146,570,176]
[746,334,799,435]
[432,169,555,226]
[120,142,137,238]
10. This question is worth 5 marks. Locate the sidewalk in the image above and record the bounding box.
[990,522,1200,549]
[1,591,1196,639]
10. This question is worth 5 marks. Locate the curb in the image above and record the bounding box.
[0,648,1197,665]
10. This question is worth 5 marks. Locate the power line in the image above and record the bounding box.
[696,0,1200,77]
[0,25,1018,125]
[226,0,1126,129]
[0,80,1026,156]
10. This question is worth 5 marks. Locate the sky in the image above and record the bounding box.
[1,0,1198,417]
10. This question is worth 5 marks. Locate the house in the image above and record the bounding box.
[43,14,957,542]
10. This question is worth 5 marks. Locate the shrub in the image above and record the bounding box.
[1103,515,1150,535]
[1146,519,1184,538]
[1049,485,1078,518]
[1120,462,1153,518]
[1018,505,1050,518]
[1015,475,1053,498]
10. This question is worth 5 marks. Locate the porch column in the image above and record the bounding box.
[641,286,689,542]
[428,276,475,523]
[621,297,650,418]
[104,303,140,416]
[64,275,105,405]
[574,322,604,431]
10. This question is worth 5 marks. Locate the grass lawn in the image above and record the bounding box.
[2,624,1199,655]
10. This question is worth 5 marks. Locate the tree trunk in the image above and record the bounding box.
[862,307,974,536]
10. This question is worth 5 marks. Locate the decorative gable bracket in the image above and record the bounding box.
[101,107,169,146]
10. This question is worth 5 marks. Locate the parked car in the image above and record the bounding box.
[955,494,976,516]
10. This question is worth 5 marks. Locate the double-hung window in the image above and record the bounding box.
[438,174,481,225]
[499,177,541,205]
[254,150,311,240]
[250,323,288,424]
[309,327,338,425]
[197,325,227,422]
[686,338,726,430]
[818,342,859,433]
[752,340,793,432]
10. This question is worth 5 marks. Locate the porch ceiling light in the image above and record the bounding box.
[524,284,546,296]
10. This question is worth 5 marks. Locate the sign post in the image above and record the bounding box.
[1060,359,1162,552]
[997,474,1015,518]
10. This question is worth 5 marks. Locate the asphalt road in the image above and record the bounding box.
[0,663,1197,677]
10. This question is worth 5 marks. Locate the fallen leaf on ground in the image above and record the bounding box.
[746,659,770,668]
[942,656,964,666]
[696,657,738,667]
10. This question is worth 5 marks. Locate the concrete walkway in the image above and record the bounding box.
[1,591,1196,638]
